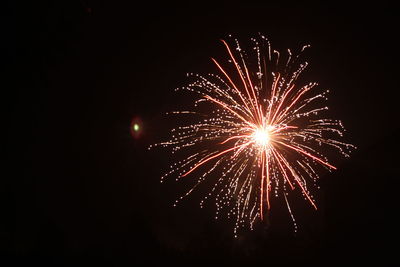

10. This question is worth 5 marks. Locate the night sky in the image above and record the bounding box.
[3,1,399,266]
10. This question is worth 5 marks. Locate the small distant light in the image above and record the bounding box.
[130,117,143,139]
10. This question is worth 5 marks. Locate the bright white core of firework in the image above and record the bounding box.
[252,127,271,147]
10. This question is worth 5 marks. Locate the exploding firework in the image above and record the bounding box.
[150,34,355,235]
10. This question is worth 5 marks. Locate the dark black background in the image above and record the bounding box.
[3,1,399,266]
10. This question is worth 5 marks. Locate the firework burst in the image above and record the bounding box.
[149,34,355,235]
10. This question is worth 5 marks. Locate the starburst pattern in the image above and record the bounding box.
[149,35,355,235]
